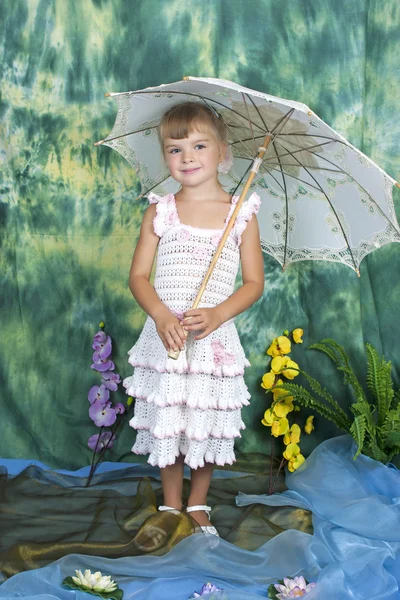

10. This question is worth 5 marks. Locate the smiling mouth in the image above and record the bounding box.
[181,167,200,173]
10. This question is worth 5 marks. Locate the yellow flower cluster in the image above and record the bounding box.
[261,328,315,472]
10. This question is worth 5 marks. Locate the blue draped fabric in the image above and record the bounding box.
[0,436,399,599]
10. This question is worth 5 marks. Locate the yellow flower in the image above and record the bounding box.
[283,443,301,460]
[267,336,291,357]
[271,381,294,413]
[283,443,306,472]
[261,408,275,427]
[271,356,288,374]
[261,371,276,390]
[271,417,289,437]
[304,415,315,434]
[281,359,300,380]
[292,328,303,344]
[283,424,301,445]
[288,453,305,472]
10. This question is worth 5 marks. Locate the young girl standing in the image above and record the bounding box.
[123,102,264,536]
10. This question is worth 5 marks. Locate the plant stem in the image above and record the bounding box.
[270,457,287,493]
[268,435,275,495]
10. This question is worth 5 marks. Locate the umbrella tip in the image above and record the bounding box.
[282,264,287,272]
[104,92,111,97]
[356,268,360,277]
[395,182,400,188]
[94,140,104,146]
[183,76,190,81]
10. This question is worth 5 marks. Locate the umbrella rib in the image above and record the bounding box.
[242,93,258,154]
[277,139,359,272]
[298,146,399,230]
[129,89,266,132]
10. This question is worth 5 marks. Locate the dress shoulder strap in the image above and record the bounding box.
[232,192,261,245]
[147,192,179,237]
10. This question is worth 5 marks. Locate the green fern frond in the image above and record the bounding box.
[273,381,350,432]
[366,343,394,426]
[350,415,367,459]
[311,339,368,404]
[298,369,351,429]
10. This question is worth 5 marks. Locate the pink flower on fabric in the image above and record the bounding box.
[211,340,236,367]
[211,232,222,247]
[193,246,209,260]
[165,193,175,203]
[167,210,180,227]
[177,229,191,243]
[231,195,239,204]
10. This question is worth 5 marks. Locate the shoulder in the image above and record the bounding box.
[234,192,261,245]
[147,192,175,205]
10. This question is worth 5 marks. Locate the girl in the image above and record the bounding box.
[123,102,264,536]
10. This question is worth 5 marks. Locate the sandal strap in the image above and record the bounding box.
[186,504,212,517]
[158,505,181,512]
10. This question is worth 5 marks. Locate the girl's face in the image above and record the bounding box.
[163,126,225,188]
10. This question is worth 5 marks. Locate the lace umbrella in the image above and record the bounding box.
[95,77,400,357]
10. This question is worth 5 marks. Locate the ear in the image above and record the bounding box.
[219,140,227,160]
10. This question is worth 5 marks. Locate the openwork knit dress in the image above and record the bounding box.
[122,191,261,469]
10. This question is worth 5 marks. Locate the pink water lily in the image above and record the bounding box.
[275,576,316,599]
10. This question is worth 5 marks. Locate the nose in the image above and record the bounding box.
[182,151,194,163]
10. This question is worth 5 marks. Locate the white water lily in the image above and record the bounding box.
[72,569,118,592]
[275,576,316,598]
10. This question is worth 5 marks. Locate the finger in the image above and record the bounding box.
[166,331,179,351]
[183,311,201,318]
[181,318,204,328]
[174,325,187,345]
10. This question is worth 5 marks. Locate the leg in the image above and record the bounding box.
[159,453,185,510]
[187,461,215,527]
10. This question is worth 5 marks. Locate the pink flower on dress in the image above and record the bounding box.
[193,246,209,260]
[167,210,179,227]
[177,229,191,243]
[211,232,222,247]
[211,340,236,367]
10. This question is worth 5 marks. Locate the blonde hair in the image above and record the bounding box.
[158,102,227,148]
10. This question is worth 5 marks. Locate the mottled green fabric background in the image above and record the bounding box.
[1,0,399,469]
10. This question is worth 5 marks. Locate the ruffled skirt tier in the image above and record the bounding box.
[123,317,251,469]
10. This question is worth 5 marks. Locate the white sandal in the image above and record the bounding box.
[186,504,220,536]
[158,505,181,514]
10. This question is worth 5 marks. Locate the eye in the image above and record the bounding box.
[195,144,205,150]
[169,148,180,154]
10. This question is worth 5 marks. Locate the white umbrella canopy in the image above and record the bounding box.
[97,76,400,275]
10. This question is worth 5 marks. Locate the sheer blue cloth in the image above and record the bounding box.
[0,435,399,599]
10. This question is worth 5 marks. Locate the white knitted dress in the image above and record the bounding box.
[123,191,261,469]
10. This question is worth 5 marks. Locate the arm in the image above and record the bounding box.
[181,214,264,339]
[215,213,264,322]
[129,205,186,351]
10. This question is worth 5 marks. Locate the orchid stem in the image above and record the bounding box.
[268,435,275,495]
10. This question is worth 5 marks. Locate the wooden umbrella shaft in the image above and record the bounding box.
[168,133,272,360]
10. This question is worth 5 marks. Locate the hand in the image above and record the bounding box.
[153,306,187,353]
[180,307,223,340]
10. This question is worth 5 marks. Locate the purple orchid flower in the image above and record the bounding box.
[89,400,117,427]
[193,582,224,597]
[91,351,115,372]
[88,384,110,405]
[114,402,125,415]
[88,431,116,452]
[92,331,112,355]
[101,370,121,391]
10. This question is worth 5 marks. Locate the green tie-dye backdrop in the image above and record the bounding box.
[1,0,399,469]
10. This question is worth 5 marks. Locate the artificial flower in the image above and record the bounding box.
[283,443,305,472]
[304,415,315,434]
[89,400,117,427]
[270,356,289,374]
[88,384,110,405]
[88,432,116,452]
[193,581,224,596]
[267,336,291,357]
[274,576,316,598]
[273,397,294,418]
[271,380,294,405]
[261,408,275,427]
[70,569,118,592]
[292,328,304,344]
[101,370,121,391]
[281,358,300,380]
[271,416,289,437]
[283,424,301,445]
[261,371,276,390]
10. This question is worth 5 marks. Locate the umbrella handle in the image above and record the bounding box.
[168,135,271,360]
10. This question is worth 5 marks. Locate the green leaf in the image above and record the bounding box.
[350,415,367,459]
[267,582,282,599]
[62,577,123,600]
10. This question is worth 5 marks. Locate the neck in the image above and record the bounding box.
[177,177,225,202]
